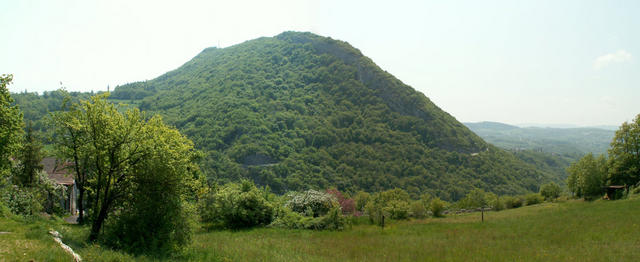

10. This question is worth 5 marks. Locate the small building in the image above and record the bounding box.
[41,157,77,215]
[604,185,626,200]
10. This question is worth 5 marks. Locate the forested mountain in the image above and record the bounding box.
[14,32,559,200]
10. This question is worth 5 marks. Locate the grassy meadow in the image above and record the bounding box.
[2,197,639,261]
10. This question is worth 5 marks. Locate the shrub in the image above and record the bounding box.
[410,200,427,219]
[540,182,561,201]
[326,188,355,215]
[502,196,523,209]
[354,191,370,212]
[200,180,274,229]
[384,200,410,220]
[1,185,42,216]
[270,206,347,230]
[103,153,202,255]
[491,196,505,211]
[287,189,337,217]
[364,188,411,224]
[525,193,544,206]
[430,197,447,217]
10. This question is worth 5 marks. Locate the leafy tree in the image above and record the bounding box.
[14,122,44,187]
[53,93,200,247]
[429,197,447,217]
[0,74,23,180]
[567,153,607,199]
[540,182,561,201]
[51,93,92,224]
[354,191,370,212]
[607,114,640,187]
[458,188,491,209]
[365,188,411,222]
[104,115,202,254]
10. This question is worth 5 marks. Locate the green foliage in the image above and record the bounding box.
[353,191,370,212]
[365,188,412,223]
[429,197,447,217]
[51,93,200,253]
[501,196,523,209]
[540,182,561,200]
[200,180,274,229]
[0,74,24,180]
[524,193,544,206]
[1,185,41,216]
[103,115,203,255]
[607,114,640,187]
[567,153,607,199]
[409,200,427,219]
[13,122,44,187]
[457,188,493,209]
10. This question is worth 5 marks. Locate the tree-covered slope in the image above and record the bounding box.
[106,32,556,200]
[14,32,558,200]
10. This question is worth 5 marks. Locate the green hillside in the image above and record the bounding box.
[13,32,559,200]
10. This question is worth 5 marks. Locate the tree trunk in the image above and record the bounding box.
[77,187,85,224]
[88,204,108,241]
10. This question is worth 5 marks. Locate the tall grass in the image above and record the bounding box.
[2,197,640,261]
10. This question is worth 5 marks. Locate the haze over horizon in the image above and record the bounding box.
[2,0,639,126]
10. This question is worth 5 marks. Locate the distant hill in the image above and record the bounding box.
[465,121,614,156]
[13,32,560,200]
[465,121,616,182]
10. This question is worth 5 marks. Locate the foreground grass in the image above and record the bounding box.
[0,216,73,261]
[2,197,640,261]
[187,198,640,262]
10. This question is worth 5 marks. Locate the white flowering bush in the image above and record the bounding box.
[286,189,338,217]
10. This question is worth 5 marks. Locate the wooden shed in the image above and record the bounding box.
[604,185,626,200]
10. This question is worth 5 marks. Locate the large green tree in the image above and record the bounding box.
[53,93,201,245]
[607,114,640,187]
[0,74,24,180]
[567,153,607,199]
[51,93,92,224]
[104,115,203,254]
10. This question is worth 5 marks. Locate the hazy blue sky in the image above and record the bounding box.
[2,0,639,126]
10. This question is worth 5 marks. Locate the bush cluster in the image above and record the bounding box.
[200,180,274,229]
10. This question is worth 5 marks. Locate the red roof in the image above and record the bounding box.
[41,157,74,185]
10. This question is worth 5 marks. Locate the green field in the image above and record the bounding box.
[2,197,639,261]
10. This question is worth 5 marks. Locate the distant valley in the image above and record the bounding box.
[465,121,616,182]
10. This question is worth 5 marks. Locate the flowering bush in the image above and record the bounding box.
[286,189,338,217]
[326,188,355,215]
